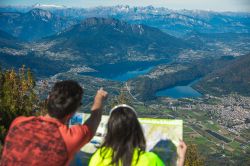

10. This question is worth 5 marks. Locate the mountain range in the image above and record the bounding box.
[36,17,190,65]
[0,8,76,41]
[1,6,249,38]
[0,14,192,77]
[194,54,250,96]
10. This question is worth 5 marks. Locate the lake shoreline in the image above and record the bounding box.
[155,78,203,99]
[81,60,170,81]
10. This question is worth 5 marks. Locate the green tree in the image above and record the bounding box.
[0,66,39,145]
[109,87,132,109]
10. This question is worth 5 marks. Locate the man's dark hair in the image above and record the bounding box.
[47,80,83,119]
[100,106,146,166]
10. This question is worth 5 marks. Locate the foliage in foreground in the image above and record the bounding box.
[184,144,205,166]
[0,66,39,145]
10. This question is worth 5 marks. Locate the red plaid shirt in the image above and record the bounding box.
[0,116,93,166]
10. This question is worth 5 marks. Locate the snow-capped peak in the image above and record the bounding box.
[29,8,53,21]
[33,3,67,9]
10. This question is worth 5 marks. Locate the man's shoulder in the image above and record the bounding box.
[11,116,36,127]
[12,116,63,126]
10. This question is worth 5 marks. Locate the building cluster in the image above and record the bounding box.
[162,94,250,133]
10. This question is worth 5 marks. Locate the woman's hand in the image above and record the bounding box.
[176,140,187,166]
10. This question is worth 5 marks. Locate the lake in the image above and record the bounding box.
[82,61,202,99]
[155,79,202,99]
[82,61,168,81]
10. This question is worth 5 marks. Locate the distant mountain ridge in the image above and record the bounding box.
[27,5,250,36]
[38,17,191,65]
[0,8,77,41]
[1,6,249,38]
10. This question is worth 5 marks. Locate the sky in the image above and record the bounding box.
[0,0,250,12]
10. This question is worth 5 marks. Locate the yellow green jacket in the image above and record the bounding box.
[89,147,165,166]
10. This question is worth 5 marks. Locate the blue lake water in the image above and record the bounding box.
[111,67,153,81]
[155,79,202,99]
[82,61,202,99]
[83,61,167,81]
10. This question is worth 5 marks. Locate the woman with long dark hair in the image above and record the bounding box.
[89,104,187,166]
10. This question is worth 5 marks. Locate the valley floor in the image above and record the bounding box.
[133,94,250,165]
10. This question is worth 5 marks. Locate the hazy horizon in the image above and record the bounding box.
[0,0,250,12]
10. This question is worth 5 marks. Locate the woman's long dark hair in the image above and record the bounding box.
[100,106,146,166]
